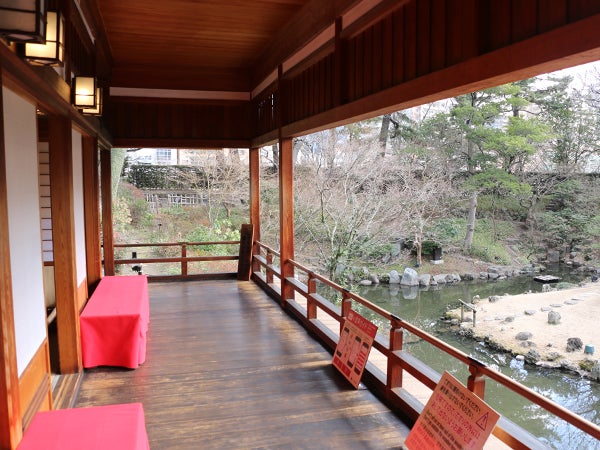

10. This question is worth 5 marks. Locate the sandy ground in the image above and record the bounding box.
[446,283,600,372]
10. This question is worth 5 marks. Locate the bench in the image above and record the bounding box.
[18,403,149,449]
[80,275,149,368]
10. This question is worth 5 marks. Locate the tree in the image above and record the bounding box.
[294,129,403,279]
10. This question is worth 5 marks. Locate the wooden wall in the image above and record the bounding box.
[105,0,600,147]
[253,0,600,142]
[107,98,252,148]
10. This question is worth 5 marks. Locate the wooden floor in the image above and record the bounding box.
[74,279,411,449]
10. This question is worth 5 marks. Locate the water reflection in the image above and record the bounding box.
[321,269,600,449]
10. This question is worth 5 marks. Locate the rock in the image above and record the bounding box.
[479,272,488,279]
[503,316,515,323]
[462,273,476,281]
[590,361,600,381]
[418,274,431,286]
[358,279,372,286]
[388,270,401,284]
[489,295,501,303]
[564,300,577,305]
[433,274,448,284]
[525,349,541,363]
[566,337,583,352]
[515,355,525,361]
[540,306,551,312]
[368,274,379,284]
[488,273,500,280]
[488,266,500,274]
[400,267,419,286]
[550,303,562,308]
[451,273,462,282]
[516,331,533,341]
[546,352,562,361]
[445,274,456,284]
[548,311,561,324]
[524,310,536,316]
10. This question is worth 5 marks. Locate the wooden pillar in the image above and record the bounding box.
[0,73,23,450]
[278,137,295,306]
[249,147,261,273]
[82,137,102,293]
[100,149,114,276]
[48,115,82,374]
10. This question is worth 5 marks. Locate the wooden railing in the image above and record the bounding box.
[251,240,600,449]
[113,241,240,280]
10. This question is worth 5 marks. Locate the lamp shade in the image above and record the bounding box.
[71,76,97,108]
[0,0,47,43]
[22,10,64,65]
[82,88,103,116]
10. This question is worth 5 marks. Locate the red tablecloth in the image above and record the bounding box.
[80,275,149,368]
[18,403,150,450]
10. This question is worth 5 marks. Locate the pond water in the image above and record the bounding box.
[335,268,600,449]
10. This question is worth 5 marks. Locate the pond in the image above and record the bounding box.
[338,268,600,449]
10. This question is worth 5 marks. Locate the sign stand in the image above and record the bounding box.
[332,309,378,389]
[404,371,500,450]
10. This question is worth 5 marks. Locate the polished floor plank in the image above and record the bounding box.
[74,280,410,449]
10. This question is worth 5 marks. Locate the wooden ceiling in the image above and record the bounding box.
[95,0,338,92]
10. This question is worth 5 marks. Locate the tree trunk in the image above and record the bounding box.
[415,236,422,267]
[463,191,477,252]
[378,114,391,157]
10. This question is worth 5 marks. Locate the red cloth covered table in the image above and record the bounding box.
[18,403,150,450]
[80,275,149,368]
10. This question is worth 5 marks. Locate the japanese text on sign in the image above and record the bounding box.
[404,371,500,450]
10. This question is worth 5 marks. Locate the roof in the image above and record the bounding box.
[96,0,335,92]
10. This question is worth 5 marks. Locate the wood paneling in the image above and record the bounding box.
[107,99,252,149]
[82,138,102,294]
[48,115,82,374]
[19,341,52,430]
[74,280,410,449]
[0,73,23,450]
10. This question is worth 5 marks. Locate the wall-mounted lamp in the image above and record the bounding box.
[21,10,64,65]
[71,76,97,109]
[0,0,47,43]
[81,87,103,116]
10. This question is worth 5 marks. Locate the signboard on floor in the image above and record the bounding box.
[332,309,378,389]
[404,371,500,450]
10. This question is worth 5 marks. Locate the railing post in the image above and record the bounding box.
[307,272,317,320]
[266,250,273,284]
[387,315,404,395]
[181,243,187,277]
[467,362,486,399]
[340,290,351,334]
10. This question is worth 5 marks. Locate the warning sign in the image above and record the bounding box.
[404,371,500,450]
[332,309,378,388]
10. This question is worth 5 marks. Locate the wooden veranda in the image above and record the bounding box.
[3,1,600,449]
[74,280,411,449]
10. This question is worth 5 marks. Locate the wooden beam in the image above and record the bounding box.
[48,115,82,374]
[0,72,23,450]
[249,147,261,274]
[278,137,295,306]
[253,0,361,87]
[82,137,102,294]
[100,149,114,276]
[274,12,600,141]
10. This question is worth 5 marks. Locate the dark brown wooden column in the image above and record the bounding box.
[249,147,261,274]
[82,137,102,293]
[278,137,295,306]
[0,73,23,450]
[100,149,115,275]
[48,115,82,374]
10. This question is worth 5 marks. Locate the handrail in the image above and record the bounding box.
[250,250,600,448]
[113,240,240,278]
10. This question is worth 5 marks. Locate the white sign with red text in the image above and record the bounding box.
[404,371,500,450]
[332,309,378,388]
